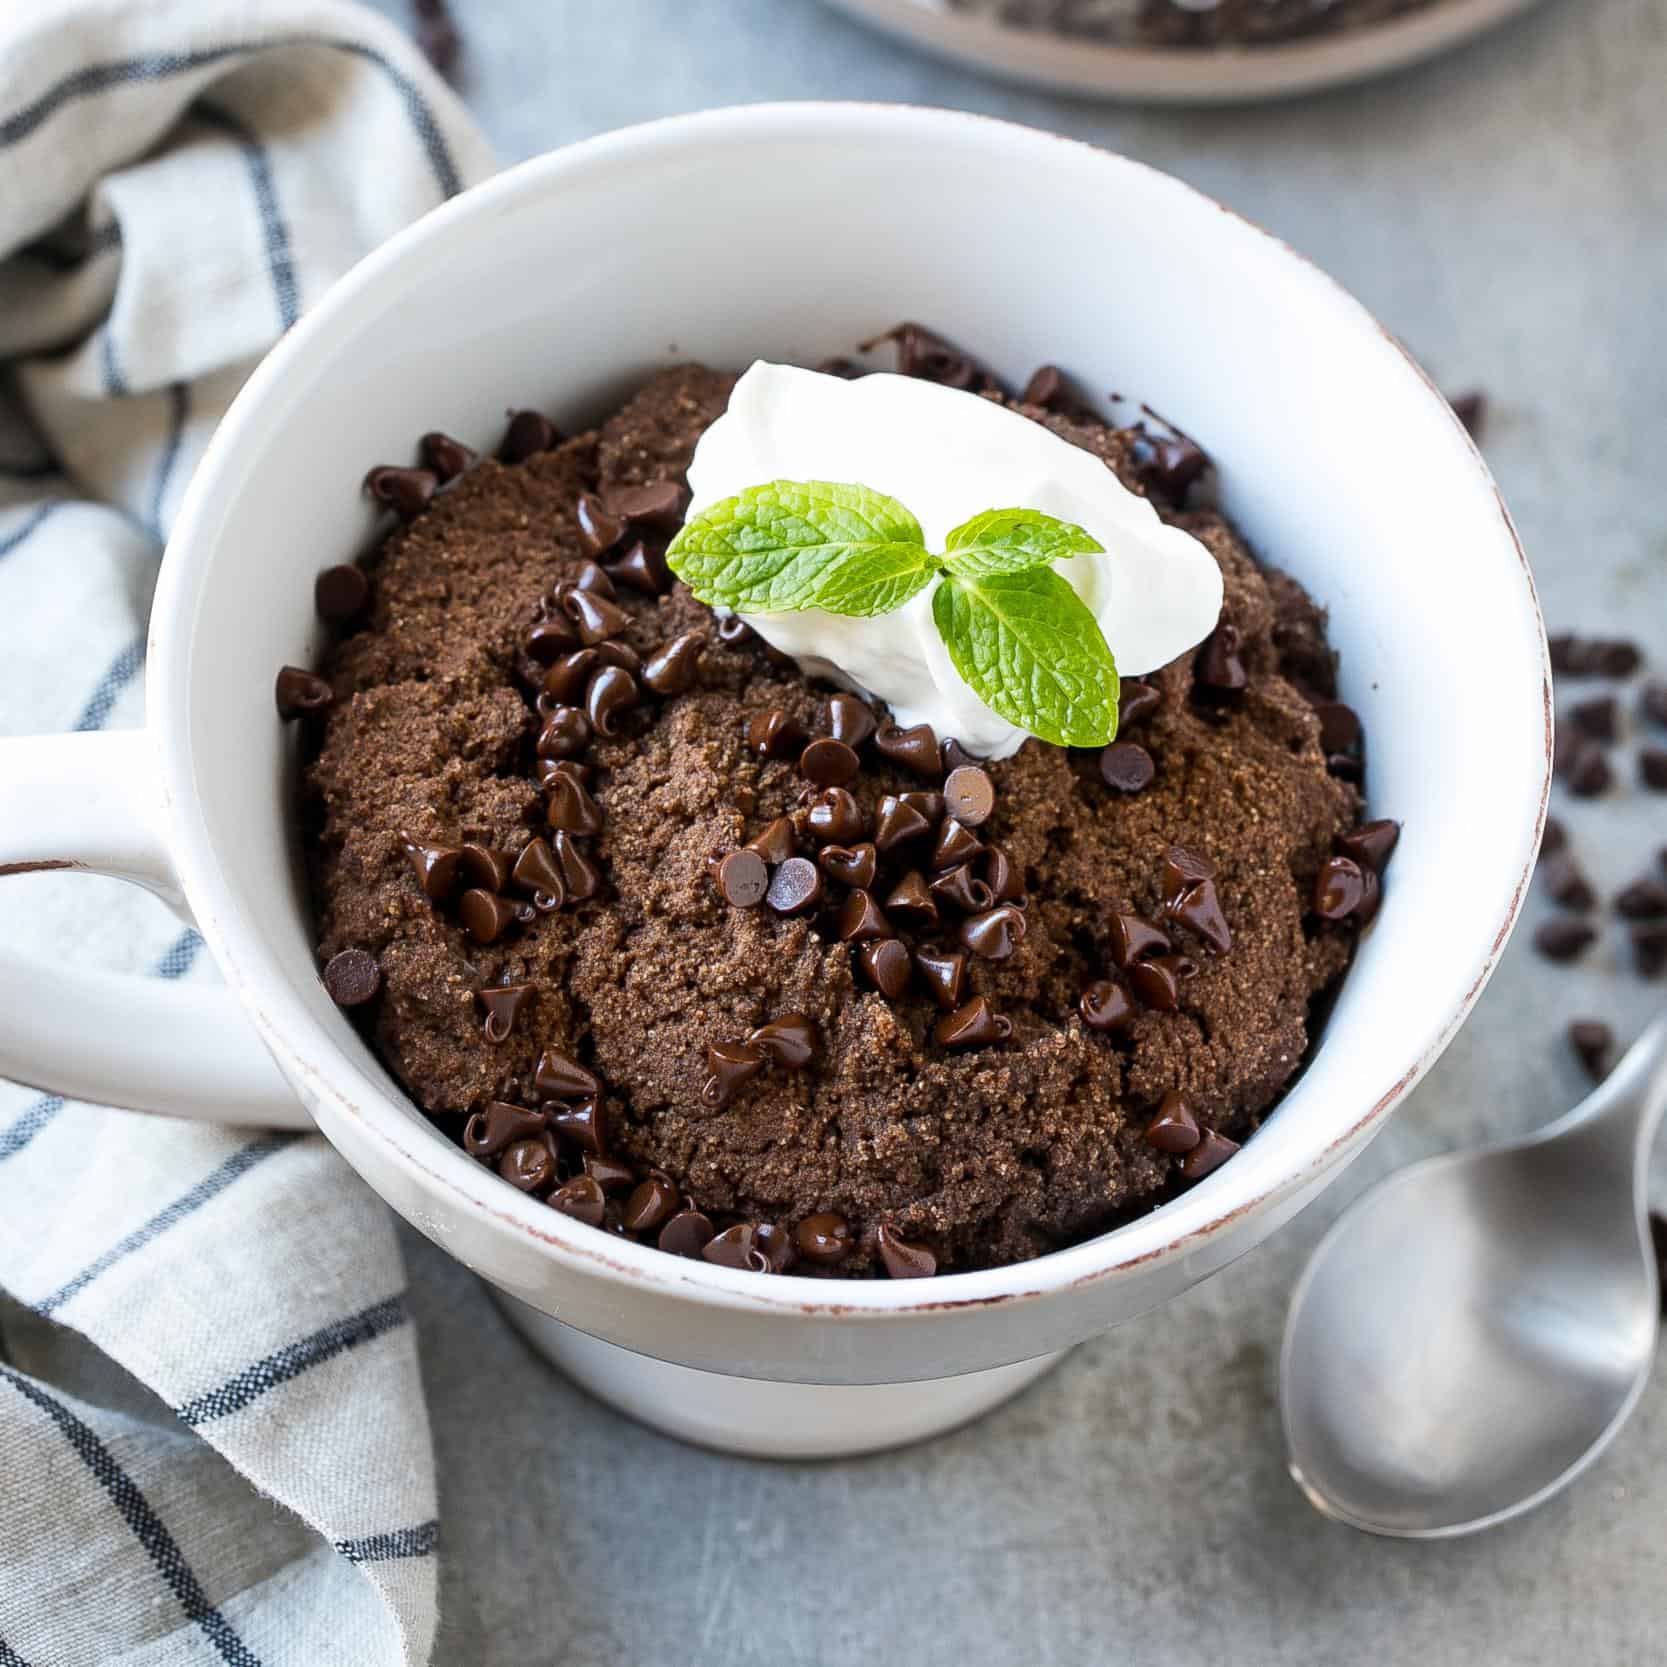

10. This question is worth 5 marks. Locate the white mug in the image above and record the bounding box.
[0,104,1550,1457]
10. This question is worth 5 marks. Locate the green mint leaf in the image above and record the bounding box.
[940,507,1104,579]
[666,479,934,616]
[932,566,1120,747]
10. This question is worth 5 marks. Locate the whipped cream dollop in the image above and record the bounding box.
[684,362,1224,759]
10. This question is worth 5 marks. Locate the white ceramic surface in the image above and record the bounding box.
[0,104,1549,1456]
[821,0,1547,103]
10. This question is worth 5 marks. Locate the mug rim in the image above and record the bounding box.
[152,101,1551,1321]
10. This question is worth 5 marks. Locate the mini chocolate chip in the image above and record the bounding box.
[817,356,864,379]
[528,619,583,668]
[867,794,927,853]
[1167,878,1232,955]
[480,983,533,1043]
[1541,816,1568,855]
[548,1174,607,1226]
[512,837,566,908]
[549,1097,607,1155]
[801,736,860,787]
[499,409,558,462]
[756,1223,797,1273]
[827,694,877,747]
[941,739,978,774]
[418,430,474,481]
[934,995,1011,1049]
[1448,390,1487,438]
[717,849,769,908]
[819,843,878,890]
[943,765,996,828]
[500,1138,558,1194]
[1313,857,1369,922]
[401,835,463,902]
[1633,924,1667,979]
[1195,622,1247,692]
[806,787,865,844]
[459,842,512,893]
[914,946,968,1012]
[363,464,437,518]
[1570,695,1619,742]
[1313,701,1362,756]
[1594,639,1643,677]
[622,1174,680,1233]
[1565,742,1613,798]
[584,665,638,736]
[1079,980,1135,1034]
[930,818,984,871]
[608,540,671,597]
[1540,851,1596,911]
[569,560,616,600]
[748,1013,817,1069]
[959,904,1026,960]
[464,1102,546,1159]
[572,492,628,559]
[1118,680,1162,729]
[858,938,913,999]
[1180,1129,1239,1181]
[1100,742,1155,794]
[584,1154,638,1193]
[1108,913,1170,967]
[537,705,592,760]
[980,847,1025,904]
[746,817,798,865]
[563,588,631,646]
[323,948,380,1006]
[796,1212,853,1265]
[747,708,806,759]
[275,665,334,719]
[1129,956,1187,1012]
[884,870,939,927]
[1143,434,1209,499]
[931,862,995,915]
[1144,1092,1202,1154]
[901,790,945,823]
[1534,918,1598,963]
[1642,749,1667,791]
[874,720,943,777]
[1569,1020,1615,1082]
[547,772,604,837]
[607,478,688,530]
[877,1224,938,1279]
[1336,820,1401,874]
[315,563,370,623]
[1162,845,1214,893]
[1327,753,1364,784]
[460,889,518,944]
[1548,633,1583,675]
[659,1209,715,1258]
[766,856,823,915]
[703,1040,766,1109]
[551,830,602,901]
[1617,878,1667,920]
[703,1224,769,1273]
[839,889,894,944]
[641,630,703,694]
[1021,364,1067,407]
[716,615,753,646]
[1641,681,1667,729]
[536,1049,600,1102]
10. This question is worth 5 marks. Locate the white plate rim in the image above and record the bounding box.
[820,0,1549,103]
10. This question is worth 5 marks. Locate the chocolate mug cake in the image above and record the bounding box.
[277,325,1396,1279]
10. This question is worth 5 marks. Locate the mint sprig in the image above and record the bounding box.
[668,480,1119,747]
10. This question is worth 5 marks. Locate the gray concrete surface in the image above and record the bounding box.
[360,0,1667,1660]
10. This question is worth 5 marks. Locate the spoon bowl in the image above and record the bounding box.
[1281,1017,1667,1537]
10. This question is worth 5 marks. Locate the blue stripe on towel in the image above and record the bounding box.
[0,502,63,560]
[0,39,462,197]
[195,105,300,331]
[71,637,145,732]
[0,1367,265,1667]
[37,1135,294,1316]
[335,1519,440,1564]
[177,1294,409,1426]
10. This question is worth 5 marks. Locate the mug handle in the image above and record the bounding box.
[0,730,312,1130]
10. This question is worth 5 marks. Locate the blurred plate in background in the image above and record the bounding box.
[819,0,1548,102]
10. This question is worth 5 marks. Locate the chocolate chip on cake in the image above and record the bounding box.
[275,666,334,719]
[1100,742,1155,794]
[323,948,380,1006]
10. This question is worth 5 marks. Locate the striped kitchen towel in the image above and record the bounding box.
[0,3,494,1663]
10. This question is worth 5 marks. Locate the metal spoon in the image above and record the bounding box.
[1280,1015,1667,1538]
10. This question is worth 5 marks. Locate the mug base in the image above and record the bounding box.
[494,1291,1069,1459]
